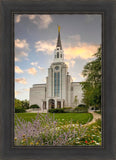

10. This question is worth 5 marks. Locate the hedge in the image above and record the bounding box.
[30,104,40,109]
[15,107,26,113]
[74,106,88,113]
[48,108,65,113]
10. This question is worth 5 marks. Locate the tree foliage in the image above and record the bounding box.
[15,98,29,110]
[15,98,29,113]
[81,47,102,108]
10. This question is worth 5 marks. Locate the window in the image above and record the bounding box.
[54,72,60,97]
[60,54,62,58]
[57,52,59,58]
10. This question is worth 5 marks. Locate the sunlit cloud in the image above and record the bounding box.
[15,51,29,62]
[15,66,24,74]
[30,62,38,67]
[15,78,27,84]
[15,15,21,23]
[38,66,44,71]
[65,60,75,68]
[15,57,20,62]
[15,15,53,29]
[64,43,99,60]
[35,37,99,60]
[15,39,29,62]
[27,67,37,75]
[15,90,22,96]
[15,39,29,49]
[35,40,55,54]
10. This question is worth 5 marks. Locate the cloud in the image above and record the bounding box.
[15,15,53,29]
[27,67,37,75]
[35,36,99,60]
[70,60,75,67]
[15,78,27,84]
[30,62,38,67]
[15,39,29,62]
[64,43,99,60]
[15,57,20,62]
[15,66,24,74]
[15,90,22,96]
[38,66,44,71]
[15,39,29,49]
[65,60,75,68]
[35,40,55,54]
[23,88,29,91]
[15,15,21,23]
[15,51,29,62]
[32,15,53,29]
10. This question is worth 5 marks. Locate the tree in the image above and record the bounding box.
[22,99,29,109]
[81,47,102,109]
[15,98,22,108]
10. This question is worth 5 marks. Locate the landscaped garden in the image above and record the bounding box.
[14,112,102,146]
[14,47,102,146]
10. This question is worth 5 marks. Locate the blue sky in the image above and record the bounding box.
[15,14,101,100]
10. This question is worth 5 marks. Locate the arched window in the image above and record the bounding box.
[54,72,60,97]
[57,52,59,58]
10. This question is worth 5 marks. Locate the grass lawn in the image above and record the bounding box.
[15,112,93,125]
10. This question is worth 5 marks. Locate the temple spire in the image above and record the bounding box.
[53,25,64,62]
[56,25,62,50]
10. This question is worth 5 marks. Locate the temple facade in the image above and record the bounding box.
[29,26,83,111]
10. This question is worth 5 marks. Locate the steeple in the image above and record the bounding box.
[56,26,62,50]
[53,26,64,62]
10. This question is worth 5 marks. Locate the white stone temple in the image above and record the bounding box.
[29,26,83,111]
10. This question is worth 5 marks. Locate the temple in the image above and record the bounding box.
[29,26,83,111]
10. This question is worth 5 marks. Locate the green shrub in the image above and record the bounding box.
[74,106,88,113]
[63,107,72,109]
[64,107,73,113]
[15,107,26,113]
[30,104,40,109]
[48,108,65,113]
[78,104,88,108]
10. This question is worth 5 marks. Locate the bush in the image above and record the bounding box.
[15,107,26,113]
[78,104,88,108]
[30,104,40,109]
[63,107,73,113]
[63,107,72,110]
[48,108,65,113]
[74,106,88,113]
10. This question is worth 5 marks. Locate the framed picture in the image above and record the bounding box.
[14,13,102,146]
[0,0,116,160]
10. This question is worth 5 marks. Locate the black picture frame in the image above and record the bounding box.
[0,0,116,160]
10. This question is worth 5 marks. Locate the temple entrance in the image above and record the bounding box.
[49,99,55,109]
[57,101,61,108]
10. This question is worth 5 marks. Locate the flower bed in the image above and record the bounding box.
[15,113,101,146]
